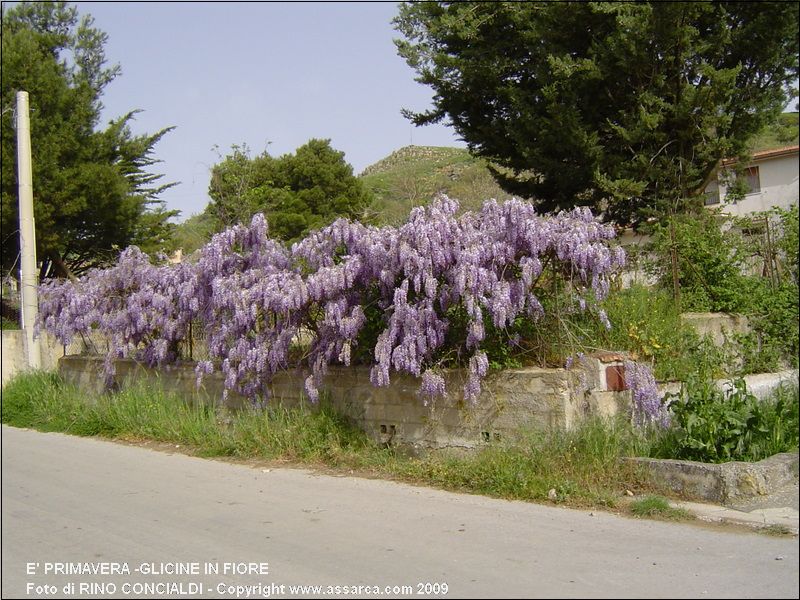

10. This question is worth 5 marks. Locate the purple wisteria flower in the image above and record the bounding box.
[623,360,670,428]
[38,196,626,405]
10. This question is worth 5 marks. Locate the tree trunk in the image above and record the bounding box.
[49,251,78,282]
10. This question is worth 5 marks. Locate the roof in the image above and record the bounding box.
[722,145,799,166]
[751,145,799,160]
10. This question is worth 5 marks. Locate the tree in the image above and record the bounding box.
[169,211,216,256]
[1,2,176,279]
[395,2,799,225]
[206,139,373,241]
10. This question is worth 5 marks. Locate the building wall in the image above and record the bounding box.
[715,153,799,217]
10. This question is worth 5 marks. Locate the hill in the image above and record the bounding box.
[749,112,799,152]
[359,146,512,225]
[359,114,799,226]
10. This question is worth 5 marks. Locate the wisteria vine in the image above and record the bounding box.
[38,196,627,404]
[624,359,672,428]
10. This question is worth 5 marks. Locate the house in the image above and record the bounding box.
[703,145,799,217]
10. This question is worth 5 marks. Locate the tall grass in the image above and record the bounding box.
[1,372,370,462]
[394,418,657,506]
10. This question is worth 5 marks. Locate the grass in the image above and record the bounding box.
[2,371,666,511]
[1,315,20,330]
[747,112,798,153]
[9,371,793,520]
[0,371,372,463]
[394,418,658,507]
[629,496,692,521]
[757,524,794,537]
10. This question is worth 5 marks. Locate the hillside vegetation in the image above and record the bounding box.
[359,146,513,226]
[357,115,798,226]
[749,112,799,152]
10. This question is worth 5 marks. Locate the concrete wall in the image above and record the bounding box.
[58,353,630,451]
[627,452,799,504]
[658,370,798,402]
[56,353,798,450]
[1,330,65,386]
[679,312,750,347]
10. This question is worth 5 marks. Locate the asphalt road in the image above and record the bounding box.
[2,425,798,599]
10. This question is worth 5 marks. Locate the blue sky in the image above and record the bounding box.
[75,2,465,221]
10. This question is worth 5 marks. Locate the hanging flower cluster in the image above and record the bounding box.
[38,246,198,386]
[623,359,671,428]
[38,196,625,403]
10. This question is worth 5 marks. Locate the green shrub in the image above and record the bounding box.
[0,315,19,330]
[652,379,799,463]
[640,206,798,372]
[648,211,753,313]
[746,280,799,369]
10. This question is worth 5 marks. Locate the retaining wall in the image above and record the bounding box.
[627,452,799,504]
[1,330,65,386]
[659,370,799,401]
[679,312,750,347]
[58,353,630,451]
[57,353,798,451]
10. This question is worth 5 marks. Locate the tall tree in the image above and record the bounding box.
[1,1,176,279]
[207,139,373,241]
[395,1,799,225]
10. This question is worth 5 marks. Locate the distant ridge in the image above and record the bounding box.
[360,145,471,177]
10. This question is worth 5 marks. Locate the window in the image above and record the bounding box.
[742,166,761,194]
[704,181,720,205]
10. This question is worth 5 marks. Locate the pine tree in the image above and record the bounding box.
[395,1,799,225]
[1,2,177,278]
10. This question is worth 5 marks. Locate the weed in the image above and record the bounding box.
[652,379,799,463]
[758,524,794,537]
[629,496,692,520]
[5,371,794,512]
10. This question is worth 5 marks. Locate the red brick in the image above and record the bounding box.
[606,365,627,391]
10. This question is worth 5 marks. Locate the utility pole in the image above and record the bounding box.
[16,91,41,369]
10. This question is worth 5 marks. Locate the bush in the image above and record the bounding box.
[652,379,799,463]
[646,207,799,370]
[745,280,799,369]
[1,315,19,330]
[648,211,753,313]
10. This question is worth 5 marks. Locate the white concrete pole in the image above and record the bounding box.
[16,91,41,369]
